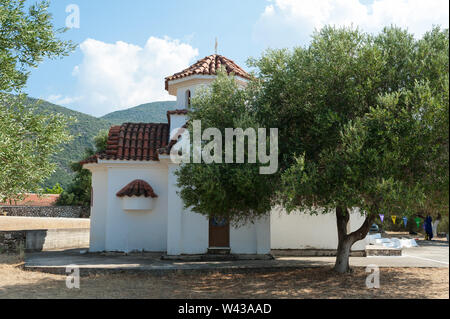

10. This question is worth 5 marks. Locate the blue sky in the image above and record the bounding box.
[24,0,449,117]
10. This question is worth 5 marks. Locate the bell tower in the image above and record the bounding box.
[165,54,251,109]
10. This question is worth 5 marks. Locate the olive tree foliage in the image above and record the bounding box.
[0,94,73,203]
[281,81,448,272]
[175,71,278,225]
[0,0,75,92]
[256,26,448,273]
[0,0,75,202]
[175,25,448,273]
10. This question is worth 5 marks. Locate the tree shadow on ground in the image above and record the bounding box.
[169,267,448,299]
[0,265,448,299]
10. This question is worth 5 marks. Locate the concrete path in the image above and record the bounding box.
[402,240,449,266]
[24,240,448,274]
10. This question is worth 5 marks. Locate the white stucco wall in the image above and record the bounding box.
[168,75,248,97]
[167,163,270,255]
[96,162,169,253]
[88,166,108,252]
[270,207,367,251]
[176,85,193,108]
[89,160,364,254]
[169,114,188,140]
[230,215,271,254]
[180,209,209,254]
[167,163,184,255]
[169,76,215,99]
[174,82,209,108]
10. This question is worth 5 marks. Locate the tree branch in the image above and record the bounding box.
[348,213,376,242]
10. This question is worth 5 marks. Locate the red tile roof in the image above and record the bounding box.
[80,122,170,164]
[81,109,191,165]
[167,109,188,116]
[116,180,158,198]
[165,54,251,90]
[158,123,188,156]
[1,193,59,206]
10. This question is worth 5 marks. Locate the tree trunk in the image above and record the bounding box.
[334,206,374,273]
[334,206,352,273]
[334,235,353,273]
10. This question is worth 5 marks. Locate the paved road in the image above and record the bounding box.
[281,240,448,268]
[24,239,448,274]
[402,240,449,265]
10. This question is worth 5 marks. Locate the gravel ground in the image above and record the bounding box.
[0,254,448,299]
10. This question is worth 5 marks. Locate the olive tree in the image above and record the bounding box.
[0,0,75,202]
[176,26,449,273]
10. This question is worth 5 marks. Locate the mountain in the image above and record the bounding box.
[26,97,113,188]
[101,101,177,124]
[19,98,177,189]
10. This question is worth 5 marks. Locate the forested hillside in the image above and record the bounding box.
[19,98,176,188]
[101,101,177,124]
[26,97,112,188]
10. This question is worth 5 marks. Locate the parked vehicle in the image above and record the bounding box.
[369,223,379,233]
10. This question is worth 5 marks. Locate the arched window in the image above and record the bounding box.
[186,90,191,107]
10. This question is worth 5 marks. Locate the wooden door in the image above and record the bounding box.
[209,217,230,248]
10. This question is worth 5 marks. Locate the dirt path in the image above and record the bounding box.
[0,254,447,299]
[0,216,89,231]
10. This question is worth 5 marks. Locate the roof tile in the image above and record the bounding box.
[80,122,169,164]
[165,54,251,90]
[116,179,158,198]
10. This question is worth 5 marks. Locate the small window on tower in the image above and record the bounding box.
[186,90,191,107]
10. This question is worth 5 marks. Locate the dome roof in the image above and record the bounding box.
[165,54,251,90]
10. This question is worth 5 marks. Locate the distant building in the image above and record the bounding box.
[1,193,59,207]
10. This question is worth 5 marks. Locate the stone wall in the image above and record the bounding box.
[0,231,26,253]
[0,206,90,218]
[26,228,90,251]
[0,229,89,253]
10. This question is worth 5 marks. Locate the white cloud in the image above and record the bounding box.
[254,0,449,48]
[55,36,198,117]
[47,94,81,105]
